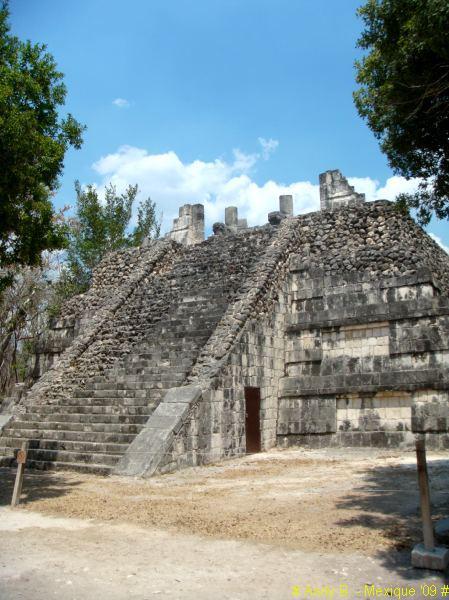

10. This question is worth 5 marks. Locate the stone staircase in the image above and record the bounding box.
[0,230,273,473]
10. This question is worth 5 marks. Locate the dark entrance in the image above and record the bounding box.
[245,387,261,454]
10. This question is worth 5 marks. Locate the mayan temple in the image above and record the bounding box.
[1,169,448,476]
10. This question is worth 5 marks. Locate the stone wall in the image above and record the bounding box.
[156,286,288,473]
[277,199,449,449]
[116,220,294,475]
[21,239,180,410]
[3,170,449,475]
[118,194,449,476]
[33,242,165,379]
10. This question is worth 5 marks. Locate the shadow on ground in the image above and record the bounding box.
[0,467,82,507]
[336,457,449,580]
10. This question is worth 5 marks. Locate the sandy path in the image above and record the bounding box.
[0,507,446,600]
[0,448,448,598]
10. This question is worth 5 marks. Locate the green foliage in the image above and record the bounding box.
[0,1,84,287]
[0,262,54,395]
[354,0,449,224]
[132,196,161,246]
[50,182,161,311]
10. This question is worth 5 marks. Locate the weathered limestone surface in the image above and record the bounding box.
[1,169,449,475]
[166,203,204,245]
[277,200,449,450]
[114,386,202,477]
[33,241,167,378]
[225,206,247,233]
[0,227,277,472]
[145,197,449,474]
[0,415,12,435]
[320,169,365,211]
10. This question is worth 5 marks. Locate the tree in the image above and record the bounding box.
[51,182,161,310]
[0,1,84,289]
[0,258,56,397]
[354,0,449,224]
[132,196,161,246]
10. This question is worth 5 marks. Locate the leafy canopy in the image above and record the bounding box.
[354,0,449,224]
[0,1,84,286]
[52,183,161,308]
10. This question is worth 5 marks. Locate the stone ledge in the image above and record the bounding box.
[390,338,449,355]
[286,298,449,332]
[285,349,323,363]
[280,370,448,397]
[289,266,436,290]
[277,430,415,449]
[113,385,202,477]
[0,414,12,435]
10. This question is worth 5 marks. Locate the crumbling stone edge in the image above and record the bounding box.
[16,239,180,413]
[0,415,12,436]
[114,386,202,477]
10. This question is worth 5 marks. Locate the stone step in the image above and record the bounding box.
[1,428,138,443]
[118,343,201,353]
[0,231,270,480]
[27,395,155,406]
[19,412,149,425]
[149,311,223,320]
[103,358,193,371]
[151,329,213,339]
[73,389,151,399]
[84,377,185,391]
[59,396,161,412]
[24,404,154,415]
[66,391,165,402]
[99,361,191,372]
[110,366,190,375]
[0,448,14,460]
[115,330,210,340]
[127,372,187,381]
[170,302,224,311]
[1,447,120,467]
[1,438,128,454]
[87,387,177,399]
[6,420,146,434]
[113,357,194,368]
[23,459,113,476]
[110,351,182,359]
[90,369,189,382]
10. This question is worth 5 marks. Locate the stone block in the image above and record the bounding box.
[279,195,293,216]
[0,414,12,435]
[167,203,204,245]
[411,543,449,571]
[114,387,202,476]
[277,396,336,435]
[225,206,238,229]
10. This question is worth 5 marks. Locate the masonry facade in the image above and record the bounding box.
[0,170,448,475]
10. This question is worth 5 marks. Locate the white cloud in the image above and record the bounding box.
[429,233,449,254]
[258,137,279,160]
[112,98,130,108]
[91,144,317,232]
[348,175,421,201]
[231,148,258,172]
[90,144,427,235]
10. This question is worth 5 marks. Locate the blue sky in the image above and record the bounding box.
[9,0,449,248]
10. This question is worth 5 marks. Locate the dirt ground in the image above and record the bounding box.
[1,447,448,599]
